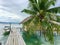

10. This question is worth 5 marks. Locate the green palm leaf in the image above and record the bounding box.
[47,7,60,13]
[22,9,37,15]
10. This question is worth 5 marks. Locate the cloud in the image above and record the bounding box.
[0,0,3,5]
[0,9,25,22]
[0,0,28,16]
[56,0,60,6]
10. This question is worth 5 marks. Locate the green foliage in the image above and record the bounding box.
[22,9,36,15]
[22,31,41,45]
[57,16,60,22]
[3,31,10,36]
[47,7,60,13]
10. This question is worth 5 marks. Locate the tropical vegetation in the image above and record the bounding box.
[22,0,60,45]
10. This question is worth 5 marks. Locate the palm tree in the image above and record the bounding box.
[21,0,60,44]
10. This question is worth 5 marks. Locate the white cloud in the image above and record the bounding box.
[0,9,24,22]
[0,6,11,10]
[0,0,28,17]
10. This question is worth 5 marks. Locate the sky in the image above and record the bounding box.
[0,0,60,23]
[0,0,28,22]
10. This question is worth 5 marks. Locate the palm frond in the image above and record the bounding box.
[57,16,60,22]
[29,0,40,11]
[49,20,60,26]
[45,0,56,9]
[38,0,56,10]
[22,9,37,15]
[47,7,60,13]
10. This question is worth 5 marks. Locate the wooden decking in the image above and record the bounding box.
[5,27,26,45]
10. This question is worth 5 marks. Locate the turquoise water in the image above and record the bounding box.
[40,35,60,45]
[54,36,60,45]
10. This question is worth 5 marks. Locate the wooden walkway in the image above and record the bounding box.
[5,27,26,45]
